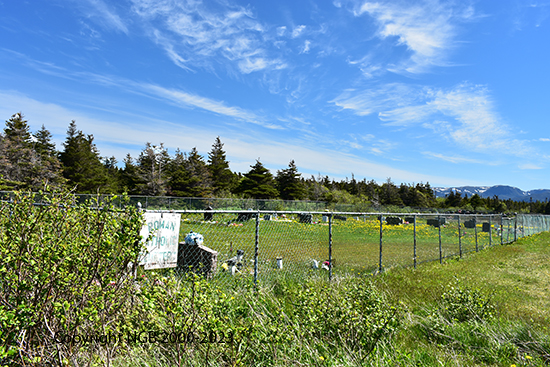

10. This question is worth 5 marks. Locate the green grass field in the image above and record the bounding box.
[178,213,507,282]
[119,229,550,366]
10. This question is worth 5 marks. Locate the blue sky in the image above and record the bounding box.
[1,0,549,190]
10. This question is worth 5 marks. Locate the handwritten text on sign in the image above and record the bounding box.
[139,213,181,270]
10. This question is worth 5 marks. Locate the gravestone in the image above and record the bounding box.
[386,216,403,225]
[334,215,347,221]
[404,217,415,224]
[482,222,491,232]
[299,213,313,223]
[204,206,214,221]
[427,217,446,227]
[464,219,476,228]
[237,212,254,222]
[264,214,272,221]
[178,237,218,279]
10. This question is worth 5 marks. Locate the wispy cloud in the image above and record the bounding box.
[331,82,531,155]
[512,1,550,30]
[300,40,312,54]
[130,0,285,74]
[5,50,282,129]
[77,0,129,34]
[352,0,473,74]
[291,25,307,38]
[422,151,497,165]
[330,83,424,116]
[141,83,283,129]
[518,163,543,170]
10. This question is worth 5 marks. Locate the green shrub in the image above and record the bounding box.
[439,280,495,323]
[0,189,145,366]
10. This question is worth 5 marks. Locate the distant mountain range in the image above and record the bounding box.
[434,185,550,202]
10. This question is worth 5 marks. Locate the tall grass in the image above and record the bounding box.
[106,232,550,366]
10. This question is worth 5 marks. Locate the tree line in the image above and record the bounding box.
[1,112,548,213]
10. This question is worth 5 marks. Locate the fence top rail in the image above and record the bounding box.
[143,209,519,218]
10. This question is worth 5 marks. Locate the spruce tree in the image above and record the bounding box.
[236,159,278,199]
[0,113,64,189]
[380,178,403,206]
[33,124,57,157]
[276,160,306,200]
[207,137,236,195]
[167,148,212,197]
[59,120,109,193]
[119,154,143,194]
[0,113,33,187]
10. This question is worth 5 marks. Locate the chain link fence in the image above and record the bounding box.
[146,210,550,287]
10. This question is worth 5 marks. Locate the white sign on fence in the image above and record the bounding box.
[139,213,181,270]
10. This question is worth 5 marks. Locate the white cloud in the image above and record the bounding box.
[291,25,306,38]
[331,82,531,155]
[9,50,281,129]
[141,84,284,129]
[518,163,543,170]
[353,0,472,73]
[130,0,282,74]
[422,151,497,165]
[330,83,423,116]
[300,40,311,54]
[79,0,129,34]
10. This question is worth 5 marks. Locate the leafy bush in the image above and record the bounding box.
[0,189,144,366]
[439,280,495,323]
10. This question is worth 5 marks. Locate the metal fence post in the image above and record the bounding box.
[489,215,493,247]
[413,214,417,269]
[514,214,518,241]
[438,214,442,264]
[500,214,504,246]
[474,216,479,252]
[253,212,260,289]
[507,216,511,243]
[458,215,462,258]
[379,214,383,273]
[328,213,333,281]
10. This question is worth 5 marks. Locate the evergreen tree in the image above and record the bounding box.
[102,156,123,193]
[31,124,65,187]
[235,159,278,199]
[33,124,57,157]
[59,120,109,193]
[166,149,191,197]
[167,148,212,197]
[469,193,483,211]
[0,113,33,187]
[207,137,236,195]
[276,160,306,200]
[4,112,31,142]
[445,190,463,207]
[380,178,403,206]
[119,154,143,194]
[0,113,64,189]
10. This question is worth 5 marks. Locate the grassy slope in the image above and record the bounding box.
[112,230,550,367]
[376,230,550,325]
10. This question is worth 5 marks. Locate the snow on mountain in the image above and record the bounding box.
[434,185,550,202]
